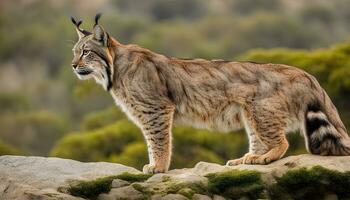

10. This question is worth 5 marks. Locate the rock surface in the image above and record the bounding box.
[0,155,139,200]
[0,154,350,200]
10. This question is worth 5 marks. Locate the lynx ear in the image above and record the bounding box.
[93,13,108,45]
[71,16,91,40]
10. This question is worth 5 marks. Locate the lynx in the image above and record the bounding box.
[71,14,350,173]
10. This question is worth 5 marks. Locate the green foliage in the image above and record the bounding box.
[206,170,264,199]
[269,166,350,199]
[285,133,308,156]
[0,139,21,155]
[0,111,68,155]
[109,142,148,170]
[172,126,247,168]
[50,120,142,162]
[238,43,350,95]
[82,107,126,131]
[0,93,29,114]
[67,172,152,200]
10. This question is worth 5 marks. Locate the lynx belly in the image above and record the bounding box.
[174,103,243,132]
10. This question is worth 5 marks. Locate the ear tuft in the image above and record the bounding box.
[70,16,82,27]
[95,13,102,26]
[93,13,108,45]
[70,16,91,40]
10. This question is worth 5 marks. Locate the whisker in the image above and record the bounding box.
[65,40,75,44]
[65,43,74,48]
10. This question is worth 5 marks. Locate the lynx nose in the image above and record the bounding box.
[72,63,78,69]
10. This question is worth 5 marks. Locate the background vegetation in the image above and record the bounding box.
[1,0,350,170]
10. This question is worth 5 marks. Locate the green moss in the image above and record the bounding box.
[165,181,207,196]
[132,183,154,197]
[206,170,264,199]
[116,172,153,183]
[177,187,195,198]
[67,172,153,199]
[270,166,350,200]
[162,175,171,182]
[68,176,115,200]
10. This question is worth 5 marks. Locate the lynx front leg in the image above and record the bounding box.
[139,105,174,174]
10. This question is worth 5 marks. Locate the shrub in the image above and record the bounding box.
[51,120,142,162]
[0,139,21,155]
[238,43,350,95]
[0,111,67,155]
[0,93,29,114]
[82,107,126,131]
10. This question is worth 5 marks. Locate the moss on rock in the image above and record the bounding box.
[206,169,264,199]
[66,165,350,200]
[269,166,350,199]
[67,172,153,200]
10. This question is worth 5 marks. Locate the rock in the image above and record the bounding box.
[192,194,212,200]
[193,154,350,184]
[98,186,144,200]
[111,179,130,188]
[151,194,163,200]
[324,194,338,200]
[0,155,140,200]
[132,171,208,196]
[161,194,188,200]
[213,195,226,200]
[1,154,350,200]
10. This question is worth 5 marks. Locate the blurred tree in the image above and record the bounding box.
[238,43,350,95]
[113,0,206,21]
[299,4,336,27]
[50,120,142,161]
[0,111,68,155]
[231,0,282,15]
[0,93,29,114]
[150,0,206,21]
[82,107,126,131]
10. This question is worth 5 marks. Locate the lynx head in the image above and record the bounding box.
[71,14,114,90]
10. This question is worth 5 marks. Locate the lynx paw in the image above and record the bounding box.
[243,154,272,165]
[226,153,273,166]
[226,157,244,166]
[142,164,167,174]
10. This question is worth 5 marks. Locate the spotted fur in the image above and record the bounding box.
[71,14,350,173]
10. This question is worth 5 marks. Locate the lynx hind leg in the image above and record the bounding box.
[226,130,269,166]
[227,102,289,165]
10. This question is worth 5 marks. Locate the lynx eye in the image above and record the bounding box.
[82,50,90,56]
